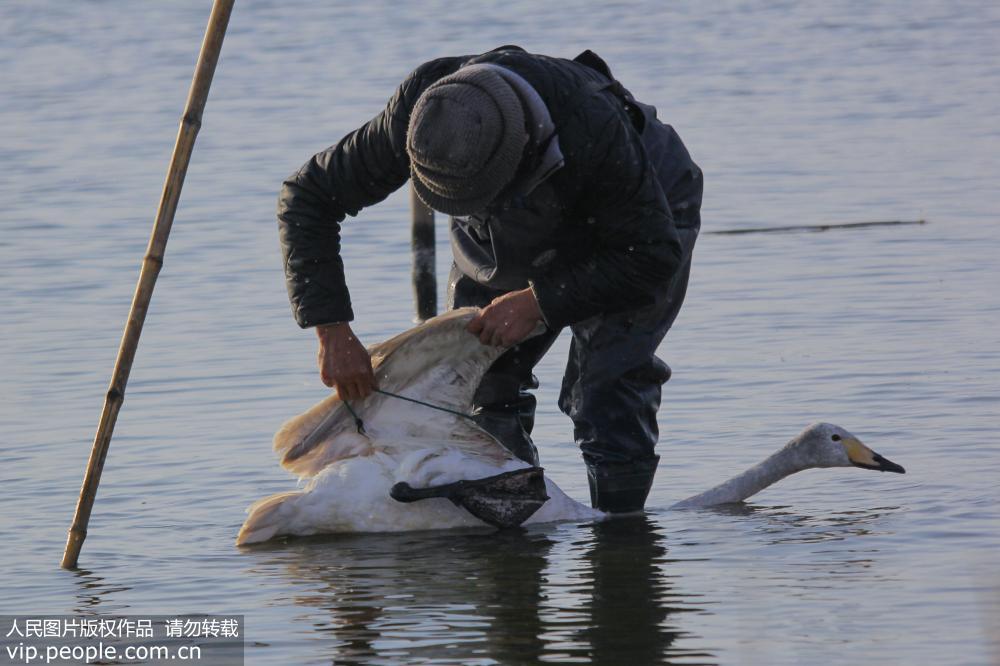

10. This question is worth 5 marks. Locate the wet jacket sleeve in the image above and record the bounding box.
[276,59,461,327]
[531,106,684,329]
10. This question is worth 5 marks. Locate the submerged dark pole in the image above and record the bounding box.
[61,0,235,569]
[410,182,437,322]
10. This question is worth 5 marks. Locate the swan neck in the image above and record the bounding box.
[672,443,806,509]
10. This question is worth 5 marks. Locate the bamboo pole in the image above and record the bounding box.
[410,182,437,322]
[61,0,236,569]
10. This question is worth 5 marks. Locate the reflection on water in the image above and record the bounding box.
[709,503,903,545]
[246,517,710,664]
[576,516,706,665]
[70,569,132,616]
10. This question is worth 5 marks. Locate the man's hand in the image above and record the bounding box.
[316,322,376,401]
[467,288,543,347]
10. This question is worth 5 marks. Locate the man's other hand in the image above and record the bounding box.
[467,288,543,347]
[316,322,376,401]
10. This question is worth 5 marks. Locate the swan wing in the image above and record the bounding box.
[274,308,522,478]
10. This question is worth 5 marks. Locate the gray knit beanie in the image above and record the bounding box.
[407,65,528,216]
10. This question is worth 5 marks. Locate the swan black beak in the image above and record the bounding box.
[846,437,906,474]
[857,452,906,474]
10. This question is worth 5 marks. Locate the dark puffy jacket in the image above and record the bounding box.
[278,47,701,329]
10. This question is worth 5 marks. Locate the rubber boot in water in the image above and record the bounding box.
[471,380,542,465]
[472,406,540,466]
[586,455,660,513]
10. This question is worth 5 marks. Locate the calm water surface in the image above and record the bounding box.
[1,1,998,664]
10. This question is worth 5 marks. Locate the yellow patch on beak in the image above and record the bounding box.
[844,437,877,467]
[844,437,906,474]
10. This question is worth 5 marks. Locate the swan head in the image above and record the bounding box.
[794,423,906,473]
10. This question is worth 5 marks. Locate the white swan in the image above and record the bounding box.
[237,308,598,545]
[237,309,904,545]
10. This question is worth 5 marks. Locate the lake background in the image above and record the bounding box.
[1,1,998,664]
